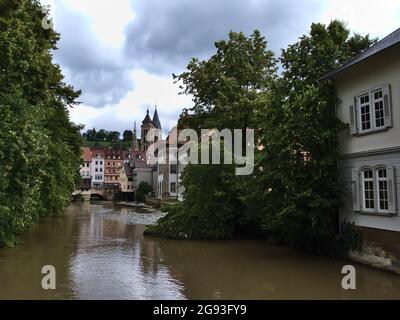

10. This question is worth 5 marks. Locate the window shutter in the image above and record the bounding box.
[351,168,361,212]
[383,85,393,128]
[387,165,397,215]
[349,99,358,135]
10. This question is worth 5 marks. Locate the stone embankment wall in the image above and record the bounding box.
[349,227,400,274]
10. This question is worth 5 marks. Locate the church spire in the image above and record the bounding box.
[142,106,152,124]
[152,105,161,129]
[132,121,139,152]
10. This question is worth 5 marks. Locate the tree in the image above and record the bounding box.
[83,128,97,141]
[108,131,121,142]
[96,129,108,142]
[136,182,153,203]
[145,162,240,239]
[122,130,133,142]
[148,31,277,239]
[0,0,82,246]
[175,30,276,132]
[249,21,375,256]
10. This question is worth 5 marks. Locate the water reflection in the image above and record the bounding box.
[0,202,399,300]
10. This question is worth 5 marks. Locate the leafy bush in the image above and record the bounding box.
[145,164,239,240]
[136,182,153,203]
[333,221,362,259]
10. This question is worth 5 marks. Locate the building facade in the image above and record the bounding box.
[120,163,134,193]
[90,148,105,188]
[104,148,124,190]
[80,147,92,189]
[156,126,186,200]
[324,27,400,273]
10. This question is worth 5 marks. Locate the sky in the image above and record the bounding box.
[40,0,400,135]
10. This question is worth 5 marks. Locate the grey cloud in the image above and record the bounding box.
[52,3,133,107]
[124,0,325,75]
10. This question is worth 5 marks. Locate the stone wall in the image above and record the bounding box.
[145,196,161,208]
[349,226,400,274]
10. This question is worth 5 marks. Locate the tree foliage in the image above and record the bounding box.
[146,162,240,239]
[175,30,276,132]
[0,0,82,246]
[248,21,374,255]
[82,128,122,142]
[136,182,153,203]
[148,31,277,239]
[149,22,373,258]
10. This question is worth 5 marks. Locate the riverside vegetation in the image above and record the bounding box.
[146,22,374,259]
[0,0,82,246]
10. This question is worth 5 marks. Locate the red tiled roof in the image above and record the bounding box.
[81,147,92,162]
[91,148,105,158]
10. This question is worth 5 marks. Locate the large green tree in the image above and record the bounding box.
[176,30,276,132]
[147,31,277,239]
[0,0,82,246]
[249,21,374,256]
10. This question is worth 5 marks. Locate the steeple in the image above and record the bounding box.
[142,107,152,124]
[141,107,155,152]
[132,121,139,152]
[152,105,162,129]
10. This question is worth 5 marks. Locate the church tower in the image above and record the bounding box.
[141,108,155,152]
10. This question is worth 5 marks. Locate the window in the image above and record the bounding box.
[351,85,392,135]
[100,161,103,165]
[359,93,371,131]
[95,161,98,165]
[170,164,177,174]
[377,168,389,211]
[353,166,396,214]
[362,169,375,211]
[373,89,385,129]
[170,182,176,193]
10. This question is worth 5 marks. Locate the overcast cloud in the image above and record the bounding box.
[41,0,400,134]
[124,0,323,75]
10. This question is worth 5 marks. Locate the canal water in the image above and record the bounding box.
[0,202,399,300]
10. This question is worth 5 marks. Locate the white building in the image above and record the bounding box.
[156,127,186,200]
[323,27,400,272]
[80,147,92,189]
[90,149,104,188]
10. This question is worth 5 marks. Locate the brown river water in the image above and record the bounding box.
[0,202,399,300]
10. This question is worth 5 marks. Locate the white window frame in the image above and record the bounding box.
[376,167,389,214]
[371,88,385,130]
[360,166,393,214]
[356,85,390,134]
[358,92,373,133]
[361,168,375,213]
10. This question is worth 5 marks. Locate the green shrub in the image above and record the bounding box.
[136,182,153,203]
